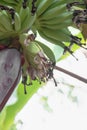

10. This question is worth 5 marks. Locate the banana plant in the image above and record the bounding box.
[0,0,87,130]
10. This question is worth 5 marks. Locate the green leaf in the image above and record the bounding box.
[0,108,6,129]
[36,40,56,62]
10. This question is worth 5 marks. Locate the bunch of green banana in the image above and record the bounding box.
[19,6,36,33]
[0,0,86,101]
[15,4,36,33]
[31,0,86,56]
[32,0,73,46]
[19,33,56,93]
[0,1,36,40]
[0,9,22,40]
[0,10,15,39]
[0,0,85,72]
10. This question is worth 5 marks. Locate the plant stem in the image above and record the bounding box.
[54,66,87,83]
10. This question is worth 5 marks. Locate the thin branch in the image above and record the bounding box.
[54,66,87,83]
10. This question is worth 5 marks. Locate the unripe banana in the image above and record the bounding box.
[0,1,7,5]
[36,0,54,16]
[19,6,29,25]
[41,19,73,30]
[39,12,73,25]
[19,33,42,84]
[27,13,36,29]
[0,23,8,33]
[2,0,19,5]
[2,0,24,12]
[47,0,67,9]
[38,29,65,48]
[14,12,21,32]
[19,34,42,67]
[19,6,36,33]
[40,3,67,20]
[38,29,80,60]
[39,27,71,42]
[0,10,13,32]
[0,0,20,10]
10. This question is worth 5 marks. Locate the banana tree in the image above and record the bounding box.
[0,0,87,130]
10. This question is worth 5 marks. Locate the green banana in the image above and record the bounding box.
[19,6,30,31]
[39,27,71,42]
[0,23,8,33]
[27,14,36,29]
[38,29,78,59]
[36,0,54,16]
[19,33,42,70]
[36,0,47,16]
[0,28,15,39]
[40,4,67,20]
[2,0,18,5]
[0,10,13,32]
[22,44,42,66]
[19,7,29,23]
[38,29,65,48]
[1,0,23,12]
[19,5,36,33]
[14,12,21,32]
[0,1,8,6]
[19,33,55,65]
[40,19,72,30]
[21,13,36,33]
[0,0,19,9]
[0,23,14,39]
[47,0,67,9]
[39,12,73,25]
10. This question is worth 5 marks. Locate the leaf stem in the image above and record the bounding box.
[54,66,87,83]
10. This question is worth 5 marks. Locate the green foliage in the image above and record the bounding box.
[36,40,56,62]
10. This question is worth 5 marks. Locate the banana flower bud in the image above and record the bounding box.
[19,33,56,93]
